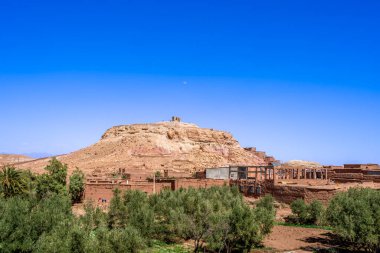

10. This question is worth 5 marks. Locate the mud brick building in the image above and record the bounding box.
[84,177,226,204]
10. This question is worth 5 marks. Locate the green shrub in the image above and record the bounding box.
[81,201,107,231]
[255,195,276,235]
[107,188,128,229]
[83,226,145,253]
[69,167,85,203]
[0,194,73,252]
[309,199,324,224]
[326,188,380,252]
[289,199,324,225]
[124,190,155,240]
[36,158,68,199]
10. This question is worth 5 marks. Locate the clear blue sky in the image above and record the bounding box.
[0,0,379,165]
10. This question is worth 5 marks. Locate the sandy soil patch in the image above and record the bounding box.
[264,225,335,252]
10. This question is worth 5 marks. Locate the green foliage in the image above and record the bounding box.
[155,171,162,178]
[85,226,145,253]
[36,173,64,199]
[289,199,324,225]
[151,186,275,252]
[0,194,73,252]
[6,161,380,253]
[34,223,86,253]
[326,188,380,252]
[0,196,33,252]
[255,195,277,235]
[224,201,261,251]
[105,186,275,252]
[20,169,38,197]
[179,189,216,251]
[145,241,190,253]
[108,188,128,229]
[36,158,68,199]
[208,193,275,252]
[309,200,324,224]
[0,171,275,253]
[0,161,149,253]
[81,201,107,231]
[0,166,28,198]
[69,168,85,203]
[123,190,155,239]
[290,199,308,223]
[45,157,68,185]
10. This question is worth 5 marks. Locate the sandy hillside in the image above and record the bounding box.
[0,154,34,167]
[16,121,266,177]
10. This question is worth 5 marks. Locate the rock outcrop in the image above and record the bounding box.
[17,121,266,177]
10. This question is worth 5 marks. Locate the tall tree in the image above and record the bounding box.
[45,157,67,185]
[69,168,85,203]
[35,158,68,199]
[108,188,127,229]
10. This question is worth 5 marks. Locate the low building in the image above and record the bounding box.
[84,177,227,204]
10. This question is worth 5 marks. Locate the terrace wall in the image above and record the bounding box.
[268,185,338,204]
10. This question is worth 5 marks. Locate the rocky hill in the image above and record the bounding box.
[16,120,266,178]
[0,154,34,166]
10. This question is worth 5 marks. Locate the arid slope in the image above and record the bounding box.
[16,121,266,177]
[0,154,34,166]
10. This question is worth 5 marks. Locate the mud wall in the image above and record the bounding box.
[268,185,306,204]
[84,183,131,204]
[268,185,338,204]
[84,178,227,203]
[303,188,339,204]
[175,178,227,189]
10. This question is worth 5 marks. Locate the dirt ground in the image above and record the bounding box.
[72,203,86,216]
[275,206,292,221]
[263,225,335,252]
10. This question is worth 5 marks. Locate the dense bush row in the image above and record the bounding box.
[0,160,276,252]
[3,158,379,252]
[288,188,380,252]
[107,186,275,252]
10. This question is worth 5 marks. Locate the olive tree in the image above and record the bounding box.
[327,188,380,252]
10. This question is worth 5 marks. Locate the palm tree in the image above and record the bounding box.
[0,166,27,198]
